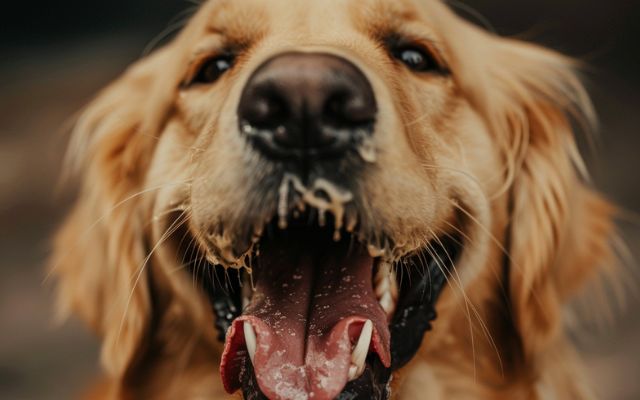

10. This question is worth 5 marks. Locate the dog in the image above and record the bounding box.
[51,0,619,398]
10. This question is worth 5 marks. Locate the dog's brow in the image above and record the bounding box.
[198,25,255,54]
[200,0,268,47]
[357,0,423,40]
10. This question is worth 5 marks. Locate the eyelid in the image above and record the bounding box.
[183,51,233,87]
[182,35,251,87]
[403,42,446,70]
[182,34,230,86]
[416,41,447,70]
[386,33,450,72]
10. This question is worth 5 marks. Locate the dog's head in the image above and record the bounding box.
[52,0,618,398]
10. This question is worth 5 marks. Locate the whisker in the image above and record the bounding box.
[143,206,190,229]
[429,229,504,378]
[449,199,513,264]
[419,162,508,201]
[447,199,556,373]
[444,0,497,33]
[45,180,193,284]
[142,5,201,56]
[140,132,207,154]
[424,240,478,382]
[441,219,511,310]
[116,209,190,346]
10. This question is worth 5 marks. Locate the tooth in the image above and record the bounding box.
[379,291,395,316]
[348,364,359,381]
[375,276,390,298]
[374,261,398,318]
[244,322,257,364]
[349,320,372,381]
[367,245,385,258]
[242,273,253,309]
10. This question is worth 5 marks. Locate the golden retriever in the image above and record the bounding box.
[51,0,619,398]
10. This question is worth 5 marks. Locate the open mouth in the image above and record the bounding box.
[183,209,462,400]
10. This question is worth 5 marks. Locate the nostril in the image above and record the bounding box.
[241,93,289,130]
[343,96,376,125]
[324,92,350,126]
[323,91,375,128]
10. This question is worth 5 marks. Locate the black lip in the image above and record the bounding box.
[390,237,458,370]
[185,221,461,399]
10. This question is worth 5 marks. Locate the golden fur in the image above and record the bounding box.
[51,0,619,398]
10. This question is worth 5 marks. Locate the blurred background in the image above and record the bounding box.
[1,0,639,399]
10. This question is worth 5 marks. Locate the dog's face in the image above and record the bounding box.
[52,0,617,399]
[160,1,494,396]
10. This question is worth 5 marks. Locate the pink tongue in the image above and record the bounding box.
[220,233,390,400]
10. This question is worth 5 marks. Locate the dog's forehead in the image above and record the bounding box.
[196,0,436,39]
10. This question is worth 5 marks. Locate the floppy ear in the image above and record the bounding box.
[484,38,619,358]
[50,47,180,379]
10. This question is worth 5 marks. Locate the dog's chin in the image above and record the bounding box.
[180,211,462,400]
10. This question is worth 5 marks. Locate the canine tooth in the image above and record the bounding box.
[349,320,372,381]
[244,322,257,364]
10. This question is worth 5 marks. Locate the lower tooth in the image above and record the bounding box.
[243,322,257,364]
[349,320,373,381]
[348,364,359,381]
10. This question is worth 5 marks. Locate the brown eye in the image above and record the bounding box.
[393,47,440,73]
[194,55,234,84]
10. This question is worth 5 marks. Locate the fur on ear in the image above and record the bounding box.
[479,37,619,357]
[50,47,180,379]
[431,1,620,360]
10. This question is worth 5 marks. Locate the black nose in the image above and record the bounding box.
[237,52,377,160]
